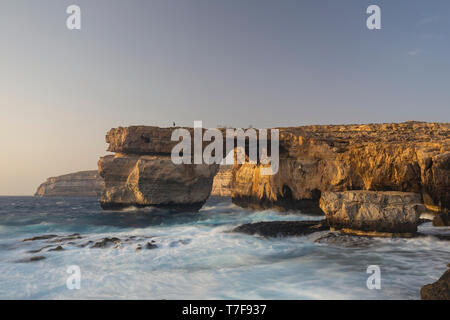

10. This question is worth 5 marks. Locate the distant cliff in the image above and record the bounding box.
[35,170,104,197]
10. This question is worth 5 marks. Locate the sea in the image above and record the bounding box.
[0,196,448,299]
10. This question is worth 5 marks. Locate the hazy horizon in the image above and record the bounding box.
[1,0,450,195]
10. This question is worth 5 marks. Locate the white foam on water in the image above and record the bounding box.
[0,197,449,300]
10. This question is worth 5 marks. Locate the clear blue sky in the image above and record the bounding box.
[0,0,449,194]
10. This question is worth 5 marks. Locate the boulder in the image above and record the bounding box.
[319,191,426,235]
[421,266,450,300]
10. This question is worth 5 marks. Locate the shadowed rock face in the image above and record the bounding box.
[98,154,218,210]
[231,122,449,213]
[319,191,425,235]
[35,170,104,197]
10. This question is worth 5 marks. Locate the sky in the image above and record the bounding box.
[0,0,449,195]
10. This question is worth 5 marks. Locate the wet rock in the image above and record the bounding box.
[15,256,46,263]
[232,220,329,237]
[169,239,191,247]
[23,235,58,242]
[421,267,450,300]
[145,241,158,249]
[320,191,425,235]
[433,213,449,227]
[49,234,83,243]
[91,237,121,248]
[26,245,54,254]
[48,245,64,252]
[135,244,142,251]
[78,240,94,248]
[314,232,374,248]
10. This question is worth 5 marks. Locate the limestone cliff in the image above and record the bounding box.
[211,165,232,197]
[98,154,218,210]
[99,126,221,210]
[99,122,449,212]
[231,122,449,213]
[35,170,104,197]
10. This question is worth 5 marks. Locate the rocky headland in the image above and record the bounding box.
[97,122,449,215]
[34,170,104,197]
[232,122,449,214]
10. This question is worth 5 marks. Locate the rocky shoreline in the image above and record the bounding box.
[31,121,449,299]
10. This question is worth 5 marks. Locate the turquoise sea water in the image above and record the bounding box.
[0,196,448,299]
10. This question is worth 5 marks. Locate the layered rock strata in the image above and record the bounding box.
[99,122,449,212]
[319,191,426,235]
[231,122,449,213]
[211,165,232,197]
[35,170,104,197]
[98,154,218,210]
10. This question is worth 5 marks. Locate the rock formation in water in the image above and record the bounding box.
[421,265,450,300]
[35,170,104,197]
[98,122,449,213]
[231,122,449,213]
[319,191,425,235]
[98,127,219,210]
[211,165,232,197]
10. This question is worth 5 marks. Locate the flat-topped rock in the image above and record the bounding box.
[319,191,426,235]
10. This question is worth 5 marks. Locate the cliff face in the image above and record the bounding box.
[35,170,104,197]
[98,154,218,210]
[211,165,232,197]
[231,122,449,213]
[99,122,449,212]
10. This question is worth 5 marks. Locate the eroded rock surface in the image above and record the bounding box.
[211,165,232,197]
[231,122,449,213]
[98,154,218,210]
[35,170,104,197]
[319,191,425,235]
[421,265,450,300]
